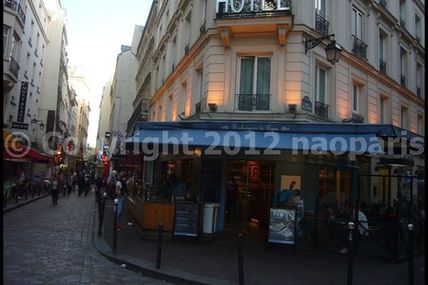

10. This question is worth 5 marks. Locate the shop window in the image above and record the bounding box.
[237,56,271,111]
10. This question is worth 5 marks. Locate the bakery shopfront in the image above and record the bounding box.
[125,121,424,258]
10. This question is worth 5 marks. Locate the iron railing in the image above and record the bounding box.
[314,101,329,119]
[237,94,270,111]
[9,56,20,78]
[4,0,26,24]
[379,58,387,74]
[352,35,368,60]
[315,12,329,36]
[400,74,406,87]
[352,112,364,123]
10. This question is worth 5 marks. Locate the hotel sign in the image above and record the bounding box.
[216,0,290,15]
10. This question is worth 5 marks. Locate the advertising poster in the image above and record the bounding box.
[268,208,296,244]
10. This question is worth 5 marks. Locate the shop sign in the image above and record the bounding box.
[173,201,199,237]
[17,82,29,122]
[268,208,296,244]
[11,122,29,130]
[216,0,290,14]
[301,96,312,112]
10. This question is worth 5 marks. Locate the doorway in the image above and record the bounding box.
[225,160,275,232]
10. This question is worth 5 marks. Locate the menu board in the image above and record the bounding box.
[268,208,296,244]
[173,201,199,237]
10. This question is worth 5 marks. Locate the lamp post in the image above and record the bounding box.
[304,34,342,65]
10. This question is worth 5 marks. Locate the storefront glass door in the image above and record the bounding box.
[226,160,275,230]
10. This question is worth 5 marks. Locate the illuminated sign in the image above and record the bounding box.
[216,0,290,14]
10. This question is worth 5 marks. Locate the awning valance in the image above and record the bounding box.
[3,146,53,163]
[127,124,383,154]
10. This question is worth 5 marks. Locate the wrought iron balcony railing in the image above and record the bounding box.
[400,74,406,87]
[9,56,20,78]
[379,58,387,74]
[237,94,270,111]
[5,0,26,24]
[314,101,329,119]
[352,35,368,60]
[315,12,329,36]
[352,112,364,123]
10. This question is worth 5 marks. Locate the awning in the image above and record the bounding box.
[114,154,142,168]
[127,122,384,154]
[3,146,53,163]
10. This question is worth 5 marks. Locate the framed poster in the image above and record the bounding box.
[268,208,296,244]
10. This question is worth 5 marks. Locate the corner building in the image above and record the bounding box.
[128,0,425,259]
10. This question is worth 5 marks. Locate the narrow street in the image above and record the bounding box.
[3,191,172,285]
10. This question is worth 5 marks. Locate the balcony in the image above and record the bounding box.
[352,35,367,60]
[9,56,20,78]
[400,74,406,87]
[4,0,26,24]
[237,94,270,111]
[379,58,387,74]
[315,12,329,36]
[352,112,364,123]
[314,101,329,119]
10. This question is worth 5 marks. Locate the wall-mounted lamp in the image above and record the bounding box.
[31,119,45,130]
[305,34,342,65]
[177,112,187,120]
[194,148,202,157]
[208,103,217,112]
[10,96,16,106]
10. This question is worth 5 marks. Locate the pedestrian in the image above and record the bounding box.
[32,175,41,196]
[51,175,59,206]
[84,172,91,196]
[77,172,85,196]
[115,175,127,230]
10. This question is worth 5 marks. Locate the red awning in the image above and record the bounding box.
[3,146,53,163]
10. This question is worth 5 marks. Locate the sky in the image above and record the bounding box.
[60,0,151,147]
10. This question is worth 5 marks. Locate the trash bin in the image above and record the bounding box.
[203,203,220,234]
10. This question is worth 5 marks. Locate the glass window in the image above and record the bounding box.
[380,97,386,124]
[3,26,10,56]
[417,115,424,135]
[315,0,326,16]
[415,15,421,39]
[401,106,408,129]
[352,84,359,113]
[315,66,326,103]
[352,6,363,39]
[238,56,271,111]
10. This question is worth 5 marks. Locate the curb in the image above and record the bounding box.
[91,208,233,285]
[3,193,50,213]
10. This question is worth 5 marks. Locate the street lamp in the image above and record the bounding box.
[304,34,342,65]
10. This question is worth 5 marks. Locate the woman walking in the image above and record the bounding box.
[51,175,59,206]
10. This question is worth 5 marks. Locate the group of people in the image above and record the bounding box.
[3,171,44,207]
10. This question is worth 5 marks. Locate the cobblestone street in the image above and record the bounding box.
[3,192,172,285]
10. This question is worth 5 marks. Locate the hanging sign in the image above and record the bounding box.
[17,82,29,122]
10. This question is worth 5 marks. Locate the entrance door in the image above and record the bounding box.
[226,160,275,230]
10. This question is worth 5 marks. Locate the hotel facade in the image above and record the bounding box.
[125,0,425,258]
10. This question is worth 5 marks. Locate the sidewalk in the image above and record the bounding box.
[94,200,425,285]
[3,192,50,213]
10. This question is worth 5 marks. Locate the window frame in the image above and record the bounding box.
[315,65,327,104]
[352,6,364,40]
[236,55,272,112]
[3,25,10,57]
